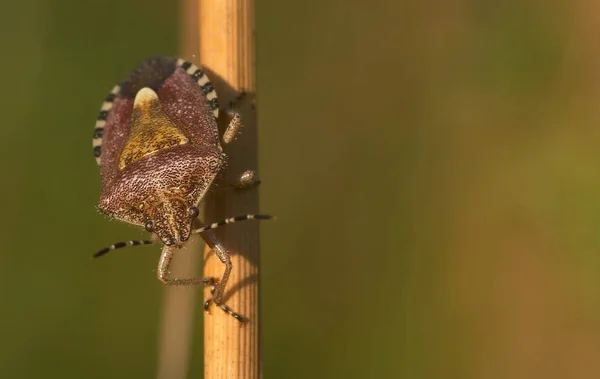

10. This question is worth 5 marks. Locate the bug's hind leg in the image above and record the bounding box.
[219,93,261,190]
[222,113,241,146]
[221,92,248,146]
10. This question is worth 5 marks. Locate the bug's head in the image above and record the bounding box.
[145,199,199,247]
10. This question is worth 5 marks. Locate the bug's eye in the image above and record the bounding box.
[189,206,199,218]
[145,221,153,232]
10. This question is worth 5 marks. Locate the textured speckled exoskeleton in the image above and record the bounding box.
[92,56,272,321]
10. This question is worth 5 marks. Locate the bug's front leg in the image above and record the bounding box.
[157,245,215,286]
[198,229,244,322]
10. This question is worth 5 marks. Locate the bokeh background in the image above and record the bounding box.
[2,0,600,378]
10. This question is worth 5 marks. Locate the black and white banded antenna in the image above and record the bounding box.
[92,214,275,258]
[93,240,153,258]
[192,214,275,234]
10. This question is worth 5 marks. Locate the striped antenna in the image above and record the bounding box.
[93,214,274,258]
[93,240,153,258]
[192,214,275,234]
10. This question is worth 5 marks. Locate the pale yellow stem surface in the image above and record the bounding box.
[198,1,260,379]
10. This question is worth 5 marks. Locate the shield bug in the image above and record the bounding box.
[92,56,272,321]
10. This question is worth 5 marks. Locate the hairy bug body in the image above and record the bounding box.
[92,56,272,321]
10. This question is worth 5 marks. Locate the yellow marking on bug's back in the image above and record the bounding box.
[118,87,189,170]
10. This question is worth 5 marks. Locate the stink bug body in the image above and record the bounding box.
[92,56,272,321]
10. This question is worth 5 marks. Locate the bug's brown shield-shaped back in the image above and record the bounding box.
[95,57,225,239]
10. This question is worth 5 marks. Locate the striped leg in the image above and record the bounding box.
[93,239,153,258]
[157,245,216,287]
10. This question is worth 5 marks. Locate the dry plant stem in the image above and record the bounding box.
[155,1,202,379]
[198,0,261,379]
[157,1,259,377]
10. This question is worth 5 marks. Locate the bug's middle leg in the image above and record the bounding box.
[230,169,261,189]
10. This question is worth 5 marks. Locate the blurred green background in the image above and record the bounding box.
[2,0,600,378]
